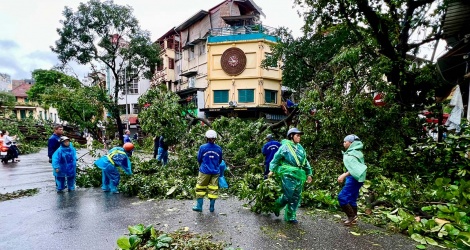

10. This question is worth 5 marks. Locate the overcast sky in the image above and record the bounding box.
[0,0,305,80]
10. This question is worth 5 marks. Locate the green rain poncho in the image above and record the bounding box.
[342,141,367,182]
[269,139,313,221]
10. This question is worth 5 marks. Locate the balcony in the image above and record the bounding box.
[208,24,278,43]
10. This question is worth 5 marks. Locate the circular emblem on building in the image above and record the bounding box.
[221,47,246,76]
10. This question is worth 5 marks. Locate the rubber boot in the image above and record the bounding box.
[341,204,358,226]
[192,198,203,212]
[209,199,216,212]
[342,206,358,222]
[352,206,358,216]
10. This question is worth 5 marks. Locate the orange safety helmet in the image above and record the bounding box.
[123,142,134,152]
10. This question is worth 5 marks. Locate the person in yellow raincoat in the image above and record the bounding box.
[268,128,313,224]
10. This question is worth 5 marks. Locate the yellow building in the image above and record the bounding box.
[154,0,285,120]
[203,26,283,119]
[10,82,61,122]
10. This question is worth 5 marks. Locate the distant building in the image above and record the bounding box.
[0,73,12,91]
[104,35,148,131]
[10,82,61,122]
[12,79,35,88]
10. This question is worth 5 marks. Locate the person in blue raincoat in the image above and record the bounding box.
[268,128,313,224]
[52,136,77,192]
[156,135,169,166]
[94,143,134,194]
[337,134,367,226]
[192,130,223,213]
[262,134,281,179]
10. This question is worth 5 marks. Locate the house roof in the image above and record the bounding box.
[442,1,470,47]
[156,27,178,42]
[175,0,265,32]
[175,10,209,32]
[11,83,31,97]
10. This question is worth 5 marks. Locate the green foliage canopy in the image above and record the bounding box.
[29,69,105,135]
[51,0,161,142]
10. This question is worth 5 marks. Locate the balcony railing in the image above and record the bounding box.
[209,24,276,37]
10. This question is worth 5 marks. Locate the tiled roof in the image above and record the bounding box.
[11,83,31,97]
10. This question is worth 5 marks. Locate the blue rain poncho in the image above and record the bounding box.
[219,160,228,188]
[52,142,77,177]
[94,147,132,192]
[269,139,313,221]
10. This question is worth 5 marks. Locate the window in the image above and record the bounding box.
[169,58,175,69]
[265,90,277,104]
[189,47,195,60]
[20,110,26,119]
[39,111,43,119]
[127,79,139,94]
[213,90,229,103]
[199,43,206,55]
[157,62,163,71]
[124,69,139,94]
[238,89,254,103]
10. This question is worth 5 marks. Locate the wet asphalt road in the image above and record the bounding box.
[0,148,432,250]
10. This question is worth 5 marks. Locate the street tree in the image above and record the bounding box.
[0,91,16,117]
[29,69,105,137]
[138,85,190,146]
[51,0,161,143]
[262,0,450,159]
[290,0,450,107]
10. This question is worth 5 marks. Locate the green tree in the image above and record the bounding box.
[51,0,161,143]
[29,69,105,137]
[137,85,187,145]
[291,0,450,107]
[0,91,16,117]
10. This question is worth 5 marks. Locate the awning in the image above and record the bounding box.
[437,40,470,83]
[129,117,138,125]
[179,70,198,77]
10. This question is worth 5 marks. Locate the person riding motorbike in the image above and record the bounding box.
[3,130,20,163]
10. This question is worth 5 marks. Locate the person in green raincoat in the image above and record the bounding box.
[268,128,313,224]
[337,134,367,226]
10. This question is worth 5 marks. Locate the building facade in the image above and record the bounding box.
[153,0,284,120]
[10,82,61,122]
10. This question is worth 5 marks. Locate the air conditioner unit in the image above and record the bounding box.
[228,101,237,107]
[188,77,195,88]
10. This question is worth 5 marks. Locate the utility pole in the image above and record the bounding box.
[125,66,129,130]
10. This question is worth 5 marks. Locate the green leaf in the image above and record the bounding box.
[166,185,178,196]
[436,205,451,213]
[416,244,426,249]
[424,237,438,246]
[387,214,401,223]
[156,241,170,248]
[116,236,131,249]
[129,235,142,248]
[411,233,426,244]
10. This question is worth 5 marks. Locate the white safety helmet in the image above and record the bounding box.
[60,136,70,142]
[205,130,217,139]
